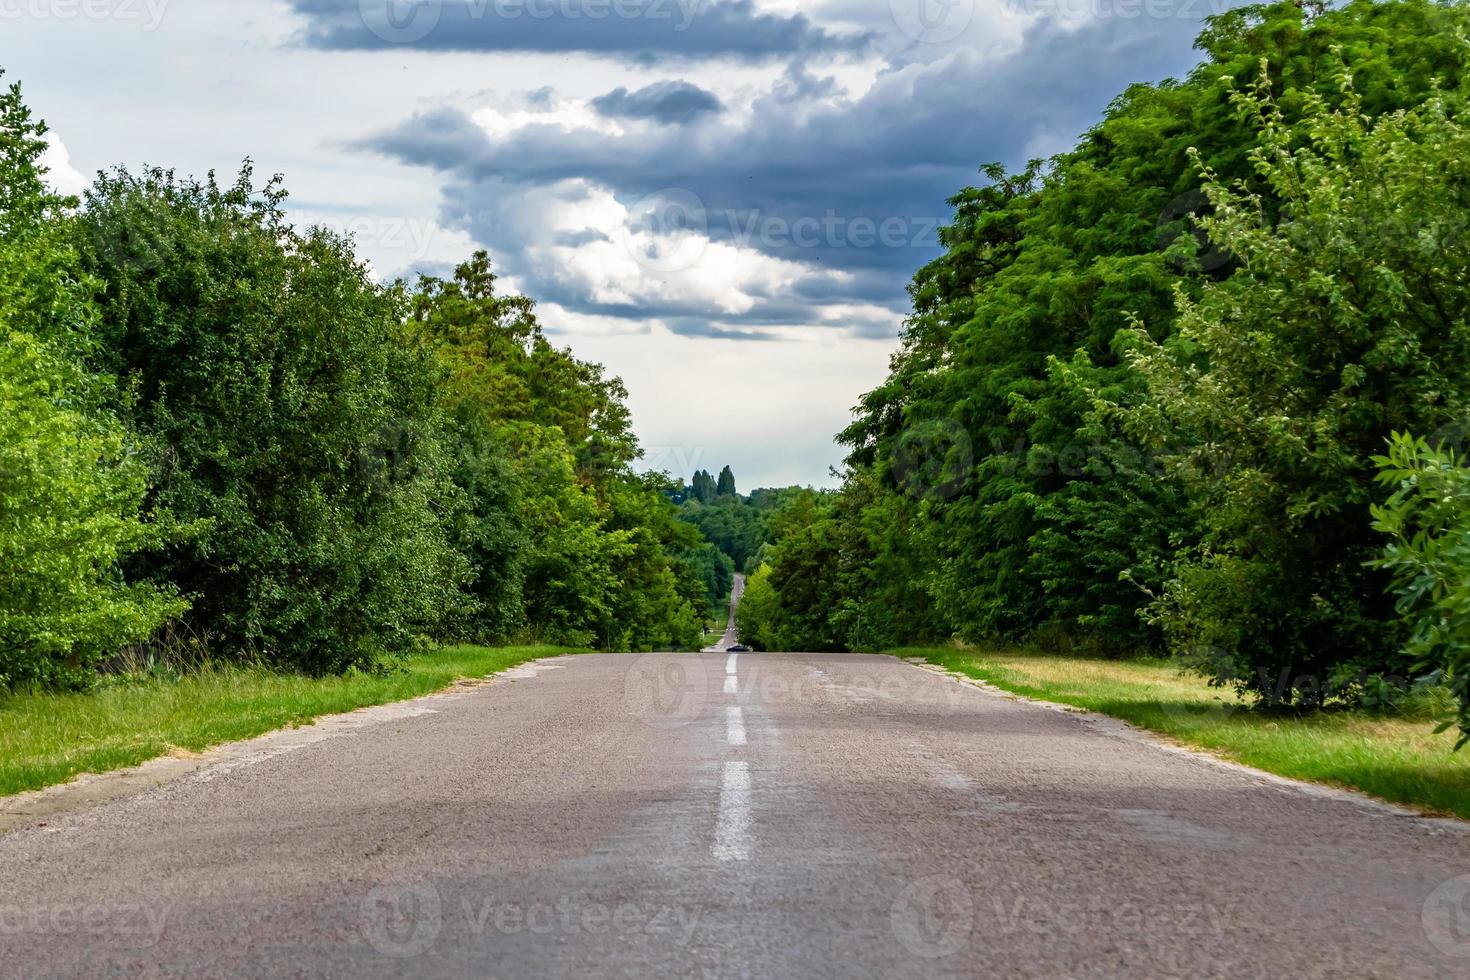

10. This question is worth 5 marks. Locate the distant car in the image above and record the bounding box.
[727,644,752,653]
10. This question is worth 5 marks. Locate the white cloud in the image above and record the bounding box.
[39,132,89,196]
[2,0,1234,487]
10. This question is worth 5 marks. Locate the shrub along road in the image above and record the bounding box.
[1,652,1467,978]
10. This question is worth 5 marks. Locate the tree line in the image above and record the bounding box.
[741,0,1470,745]
[0,80,721,689]
[672,471,814,576]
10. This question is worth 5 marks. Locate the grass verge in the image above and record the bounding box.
[895,646,1470,820]
[0,645,579,799]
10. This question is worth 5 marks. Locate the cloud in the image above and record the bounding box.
[591,80,723,124]
[352,10,1222,338]
[39,132,89,197]
[290,0,870,61]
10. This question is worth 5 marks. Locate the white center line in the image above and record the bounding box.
[726,706,747,746]
[713,760,752,862]
[724,674,738,694]
[725,653,738,675]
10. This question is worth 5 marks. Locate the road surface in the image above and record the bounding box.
[2,651,1468,978]
[705,573,745,652]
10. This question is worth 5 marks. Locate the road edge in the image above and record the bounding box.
[0,657,569,836]
[902,657,1470,833]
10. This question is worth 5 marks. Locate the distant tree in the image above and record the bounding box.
[735,564,779,651]
[689,469,716,504]
[716,466,737,497]
[680,543,735,617]
[408,253,706,651]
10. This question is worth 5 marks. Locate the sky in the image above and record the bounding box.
[5,0,1237,488]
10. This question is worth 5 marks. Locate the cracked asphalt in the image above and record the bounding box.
[1,651,1468,978]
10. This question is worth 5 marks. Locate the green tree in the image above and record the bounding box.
[735,564,779,651]
[716,465,736,498]
[800,0,1470,657]
[678,492,773,570]
[689,469,716,504]
[1118,61,1470,703]
[77,165,469,673]
[408,253,707,650]
[680,542,735,617]
[0,77,184,689]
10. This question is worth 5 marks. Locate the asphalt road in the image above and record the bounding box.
[2,651,1469,978]
[706,574,745,652]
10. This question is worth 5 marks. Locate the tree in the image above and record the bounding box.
[0,77,184,689]
[77,165,469,673]
[735,564,779,651]
[716,466,736,497]
[1117,61,1470,704]
[678,491,773,570]
[408,253,707,650]
[781,0,1470,659]
[689,469,716,504]
[680,542,735,617]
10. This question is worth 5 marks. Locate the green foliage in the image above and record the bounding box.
[1372,434,1470,746]
[0,76,184,689]
[0,332,187,688]
[680,541,735,617]
[1119,58,1470,705]
[758,0,1470,729]
[716,465,736,497]
[722,490,847,651]
[408,253,707,651]
[76,165,470,674]
[2,76,723,687]
[680,495,770,571]
[688,469,718,504]
[735,564,778,651]
[0,77,92,361]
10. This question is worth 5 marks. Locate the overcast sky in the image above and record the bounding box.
[6,0,1233,488]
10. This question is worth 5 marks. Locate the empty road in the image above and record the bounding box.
[705,574,745,653]
[2,651,1468,978]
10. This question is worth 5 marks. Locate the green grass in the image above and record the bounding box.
[895,646,1470,820]
[0,645,579,799]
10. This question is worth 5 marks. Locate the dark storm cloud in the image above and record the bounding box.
[591,80,724,124]
[290,0,869,60]
[355,12,1221,338]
